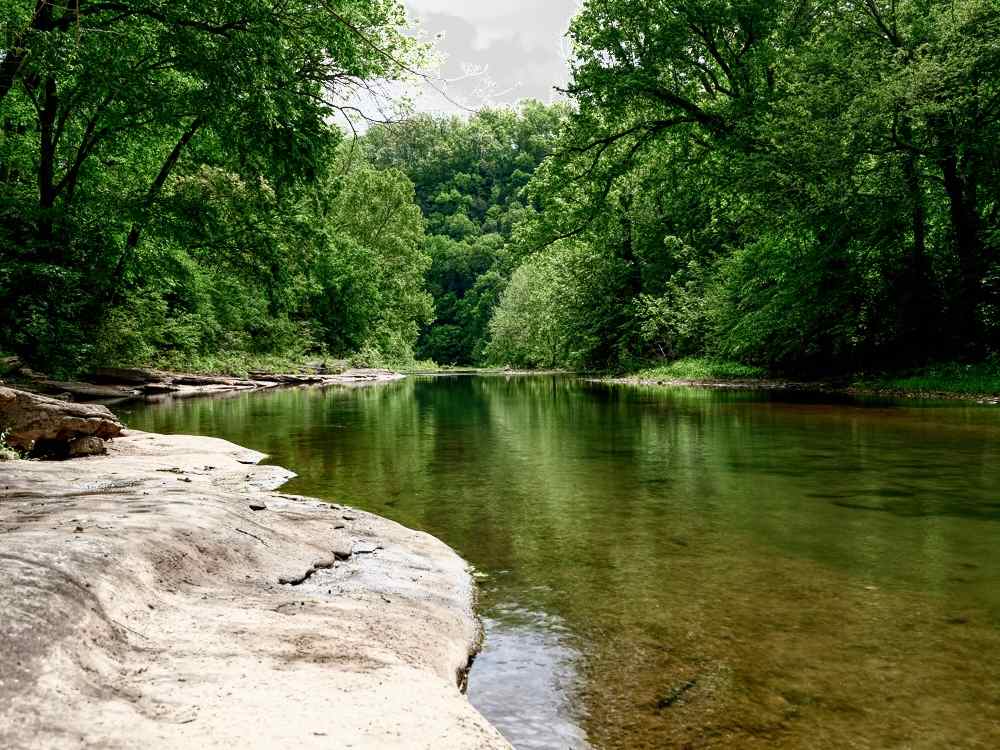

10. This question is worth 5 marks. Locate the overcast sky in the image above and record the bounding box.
[403,0,580,116]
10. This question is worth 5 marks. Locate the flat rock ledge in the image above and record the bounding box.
[0,431,510,750]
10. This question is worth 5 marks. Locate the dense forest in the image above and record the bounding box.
[1,0,998,377]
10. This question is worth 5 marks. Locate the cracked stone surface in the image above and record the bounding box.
[0,431,509,750]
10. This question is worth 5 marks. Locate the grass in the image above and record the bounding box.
[146,349,440,377]
[855,360,1000,396]
[630,357,766,381]
[395,361,443,373]
[0,430,21,461]
[348,349,441,373]
[147,350,338,378]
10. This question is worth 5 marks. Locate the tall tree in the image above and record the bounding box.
[0,0,424,368]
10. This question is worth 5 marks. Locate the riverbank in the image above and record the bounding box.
[0,360,405,406]
[0,428,510,749]
[612,358,1000,403]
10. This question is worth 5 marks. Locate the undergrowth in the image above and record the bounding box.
[631,358,766,381]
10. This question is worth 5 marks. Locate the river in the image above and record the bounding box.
[118,375,1000,749]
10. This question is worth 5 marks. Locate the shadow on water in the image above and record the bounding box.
[119,376,1000,750]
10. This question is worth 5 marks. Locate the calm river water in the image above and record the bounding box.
[119,375,1000,749]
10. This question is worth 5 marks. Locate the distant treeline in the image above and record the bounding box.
[2,1,998,376]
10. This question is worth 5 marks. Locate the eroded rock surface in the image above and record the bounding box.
[0,386,123,451]
[91,367,171,385]
[67,435,107,457]
[0,431,509,750]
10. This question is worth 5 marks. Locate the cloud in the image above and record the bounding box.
[403,0,578,115]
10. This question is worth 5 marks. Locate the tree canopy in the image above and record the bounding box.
[488,0,1000,372]
[0,0,427,371]
[1,0,997,376]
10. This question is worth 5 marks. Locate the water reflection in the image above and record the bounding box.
[119,376,1000,749]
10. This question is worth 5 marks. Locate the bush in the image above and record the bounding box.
[0,430,21,461]
[710,232,870,372]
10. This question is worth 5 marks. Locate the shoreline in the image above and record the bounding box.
[601,375,1000,404]
[1,364,407,406]
[0,427,510,749]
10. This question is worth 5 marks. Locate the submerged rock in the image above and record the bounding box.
[171,374,257,387]
[248,372,327,384]
[140,382,182,395]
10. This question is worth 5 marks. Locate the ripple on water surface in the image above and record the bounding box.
[469,606,590,749]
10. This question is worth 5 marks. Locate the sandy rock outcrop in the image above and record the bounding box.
[0,386,123,451]
[0,431,510,750]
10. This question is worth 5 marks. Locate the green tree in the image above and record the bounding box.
[500,0,1000,371]
[363,102,571,365]
[0,0,424,371]
[306,150,433,361]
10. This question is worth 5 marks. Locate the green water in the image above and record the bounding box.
[118,375,1000,749]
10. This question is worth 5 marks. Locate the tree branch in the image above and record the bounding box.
[121,115,205,256]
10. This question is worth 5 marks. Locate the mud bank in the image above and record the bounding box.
[0,431,510,749]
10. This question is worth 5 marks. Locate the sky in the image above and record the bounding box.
[402,0,581,116]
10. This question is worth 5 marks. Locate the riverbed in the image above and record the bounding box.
[118,375,1000,749]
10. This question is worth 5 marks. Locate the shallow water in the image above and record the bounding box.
[119,375,1000,749]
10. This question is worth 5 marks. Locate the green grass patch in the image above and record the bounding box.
[0,429,22,461]
[631,358,766,381]
[856,360,1000,396]
[378,360,441,374]
[147,350,335,378]
[346,346,440,373]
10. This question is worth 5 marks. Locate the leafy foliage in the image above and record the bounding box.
[486,240,626,369]
[2,1,997,378]
[491,0,1000,373]
[363,102,571,365]
[0,0,428,373]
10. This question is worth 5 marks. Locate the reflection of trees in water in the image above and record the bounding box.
[122,378,1000,750]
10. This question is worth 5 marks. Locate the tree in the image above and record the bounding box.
[307,149,433,360]
[0,0,424,370]
[363,102,571,365]
[499,0,1000,371]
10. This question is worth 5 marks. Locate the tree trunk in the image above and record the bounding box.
[123,115,204,253]
[898,148,933,359]
[940,152,983,350]
[108,116,204,296]
[0,1,51,106]
[37,76,59,247]
[0,51,26,107]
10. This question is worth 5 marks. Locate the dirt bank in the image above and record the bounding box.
[0,431,510,749]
